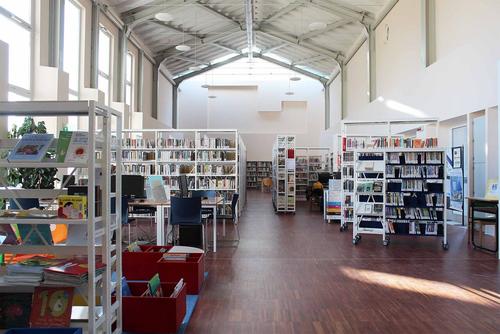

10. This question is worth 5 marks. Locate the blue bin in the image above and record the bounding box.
[5,329,83,334]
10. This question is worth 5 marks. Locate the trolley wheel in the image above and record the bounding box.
[353,234,361,245]
[442,241,449,250]
[383,238,390,246]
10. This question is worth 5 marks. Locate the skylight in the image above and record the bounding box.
[210,53,240,65]
[264,52,291,65]
[295,64,329,78]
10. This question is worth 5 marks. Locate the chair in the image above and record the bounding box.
[191,190,216,218]
[219,193,240,246]
[169,197,205,250]
[261,178,272,192]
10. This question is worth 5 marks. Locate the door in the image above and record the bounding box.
[472,116,486,197]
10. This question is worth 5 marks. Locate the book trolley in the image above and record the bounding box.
[353,150,387,246]
[0,101,123,333]
[272,135,296,213]
[352,148,448,249]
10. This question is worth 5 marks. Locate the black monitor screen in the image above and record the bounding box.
[112,175,146,198]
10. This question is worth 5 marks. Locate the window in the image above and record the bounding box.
[98,27,112,105]
[62,0,82,101]
[0,0,32,101]
[125,52,133,110]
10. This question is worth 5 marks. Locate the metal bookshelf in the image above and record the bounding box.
[0,101,122,334]
[272,135,296,213]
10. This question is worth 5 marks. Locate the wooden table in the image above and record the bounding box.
[467,197,498,254]
[129,197,223,252]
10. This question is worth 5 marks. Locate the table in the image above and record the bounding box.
[129,197,223,252]
[467,197,498,254]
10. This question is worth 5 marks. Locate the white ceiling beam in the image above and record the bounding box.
[195,2,243,29]
[255,54,327,84]
[171,55,209,66]
[174,53,247,84]
[298,19,352,42]
[292,54,329,65]
[308,0,373,25]
[211,42,242,54]
[149,19,203,41]
[245,0,254,61]
[263,1,303,24]
[257,28,342,61]
[260,43,287,54]
[122,0,194,28]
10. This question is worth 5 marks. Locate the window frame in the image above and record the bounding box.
[98,25,112,105]
[0,0,34,100]
[125,51,134,111]
[62,0,83,100]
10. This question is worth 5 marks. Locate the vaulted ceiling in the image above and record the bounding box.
[108,0,394,82]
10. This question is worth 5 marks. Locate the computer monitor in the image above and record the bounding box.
[179,175,189,198]
[112,175,146,199]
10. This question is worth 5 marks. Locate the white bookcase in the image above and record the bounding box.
[118,129,245,216]
[0,101,122,334]
[272,135,296,213]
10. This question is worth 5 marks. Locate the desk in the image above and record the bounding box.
[129,198,223,252]
[467,197,498,254]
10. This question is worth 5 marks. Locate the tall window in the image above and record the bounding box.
[125,52,133,111]
[0,0,33,129]
[98,27,111,105]
[62,0,82,101]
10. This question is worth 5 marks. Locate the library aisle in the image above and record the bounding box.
[187,191,500,334]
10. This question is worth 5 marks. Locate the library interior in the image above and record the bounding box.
[0,0,499,333]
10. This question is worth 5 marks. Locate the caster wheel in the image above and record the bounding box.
[352,238,358,245]
[442,242,449,250]
[383,239,390,246]
[340,225,345,232]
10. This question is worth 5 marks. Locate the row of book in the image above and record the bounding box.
[197,178,236,189]
[123,163,156,175]
[198,151,236,161]
[387,193,444,207]
[159,164,194,175]
[356,181,383,193]
[342,137,439,151]
[356,203,383,215]
[198,165,234,175]
[387,180,444,192]
[343,179,354,192]
[122,138,156,148]
[386,221,442,235]
[387,152,443,164]
[386,165,444,178]
[158,151,196,161]
[342,165,354,178]
[157,137,195,148]
[121,150,155,161]
[386,207,443,220]
[198,136,234,149]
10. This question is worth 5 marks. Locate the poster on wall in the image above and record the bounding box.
[452,147,463,169]
[449,170,464,212]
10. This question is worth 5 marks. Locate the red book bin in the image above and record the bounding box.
[157,253,205,294]
[122,281,187,334]
[123,247,205,295]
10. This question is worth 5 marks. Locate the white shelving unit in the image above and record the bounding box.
[353,149,387,246]
[272,135,296,213]
[118,129,245,216]
[0,101,122,334]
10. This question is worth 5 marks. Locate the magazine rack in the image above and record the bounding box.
[0,101,122,334]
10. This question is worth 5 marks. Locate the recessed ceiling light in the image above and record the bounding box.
[308,21,327,31]
[189,66,202,71]
[208,95,217,99]
[285,91,294,95]
[290,76,301,81]
[176,44,191,52]
[201,84,209,88]
[154,12,173,22]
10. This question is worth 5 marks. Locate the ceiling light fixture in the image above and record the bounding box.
[201,84,209,88]
[308,21,327,31]
[189,66,202,71]
[208,95,217,99]
[176,44,191,52]
[285,91,294,95]
[290,76,301,81]
[154,12,173,22]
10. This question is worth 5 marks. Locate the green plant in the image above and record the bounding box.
[7,117,58,189]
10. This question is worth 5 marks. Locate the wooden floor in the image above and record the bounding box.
[186,191,500,334]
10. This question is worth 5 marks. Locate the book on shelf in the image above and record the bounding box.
[0,293,33,329]
[56,131,73,162]
[43,257,106,286]
[8,133,54,162]
[170,279,184,298]
[162,252,188,261]
[57,195,87,219]
[64,131,89,163]
[144,273,163,297]
[30,287,74,327]
[5,256,61,286]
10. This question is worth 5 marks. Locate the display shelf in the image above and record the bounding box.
[272,135,296,213]
[0,100,123,334]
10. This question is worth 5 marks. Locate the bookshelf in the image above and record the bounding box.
[246,161,272,189]
[385,148,448,249]
[295,147,330,201]
[0,101,122,334]
[117,129,244,216]
[272,135,296,213]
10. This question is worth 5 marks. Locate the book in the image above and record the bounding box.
[65,131,89,162]
[8,133,54,162]
[170,279,184,298]
[145,273,162,297]
[0,224,18,245]
[43,257,105,286]
[57,195,87,219]
[18,224,54,246]
[0,293,33,329]
[56,131,73,162]
[30,287,74,327]
[162,253,188,261]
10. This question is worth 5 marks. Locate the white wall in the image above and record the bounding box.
[177,58,325,161]
[157,73,173,128]
[329,0,500,123]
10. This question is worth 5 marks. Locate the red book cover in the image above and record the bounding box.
[342,137,346,152]
[287,149,294,159]
[30,287,74,327]
[45,258,105,277]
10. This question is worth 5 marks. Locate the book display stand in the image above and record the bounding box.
[272,135,296,213]
[0,101,123,334]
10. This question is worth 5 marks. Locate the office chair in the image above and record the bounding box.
[218,193,240,246]
[169,196,205,250]
[191,189,216,217]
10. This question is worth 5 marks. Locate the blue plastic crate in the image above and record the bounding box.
[5,329,82,334]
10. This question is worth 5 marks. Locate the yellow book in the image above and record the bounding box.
[58,195,87,219]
